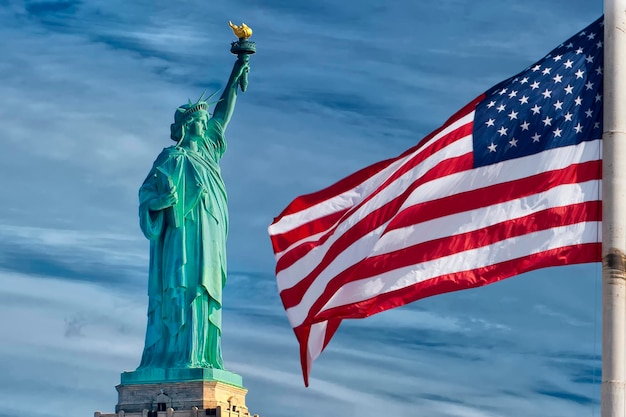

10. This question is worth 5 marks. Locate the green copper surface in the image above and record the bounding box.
[121,368,243,387]
[134,29,253,379]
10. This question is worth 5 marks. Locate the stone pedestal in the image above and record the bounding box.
[92,369,259,417]
[116,380,249,414]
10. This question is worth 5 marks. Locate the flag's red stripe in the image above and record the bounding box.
[275,153,474,278]
[290,201,600,321]
[323,319,341,349]
[271,97,482,223]
[270,122,473,254]
[307,242,601,325]
[293,324,311,387]
[279,160,600,308]
[294,317,342,388]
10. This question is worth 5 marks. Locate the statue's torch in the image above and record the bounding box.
[228,21,255,92]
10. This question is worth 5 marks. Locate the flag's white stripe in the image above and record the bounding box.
[276,135,473,289]
[370,179,600,256]
[277,139,600,292]
[269,112,475,235]
[275,231,327,259]
[274,134,472,264]
[307,321,328,363]
[316,221,600,316]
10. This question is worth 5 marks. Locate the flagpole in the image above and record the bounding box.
[602,1,626,416]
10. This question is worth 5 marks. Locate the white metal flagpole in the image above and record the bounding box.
[602,1,626,417]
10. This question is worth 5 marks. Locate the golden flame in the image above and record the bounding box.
[229,21,253,39]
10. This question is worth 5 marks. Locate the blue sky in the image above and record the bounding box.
[0,1,605,416]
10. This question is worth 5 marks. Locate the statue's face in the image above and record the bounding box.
[187,111,209,138]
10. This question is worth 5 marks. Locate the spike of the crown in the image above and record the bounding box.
[205,90,220,101]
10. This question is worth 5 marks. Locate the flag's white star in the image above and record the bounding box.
[497,104,506,112]
[597,40,603,48]
[542,67,552,75]
[532,133,541,142]
[553,54,562,61]
[508,90,518,98]
[519,95,529,104]
[553,74,563,83]
[530,81,540,90]
[485,118,495,127]
[508,110,518,120]
[488,142,498,152]
[520,77,529,84]
[531,104,542,115]
[531,65,541,72]
[585,81,594,90]
[554,100,563,110]
[585,108,593,118]
[499,88,508,95]
[509,138,518,147]
[542,89,552,99]
[564,84,574,95]
[486,100,496,108]
[553,128,563,137]
[574,123,583,133]
[594,122,601,129]
[564,112,573,121]
[596,67,603,75]
[543,116,553,126]
[575,96,583,106]
[595,93,602,102]
[575,69,585,78]
[576,47,584,54]
[585,55,594,64]
[497,126,508,136]
[587,32,596,40]
[520,121,530,131]
[564,59,574,69]
[566,42,574,48]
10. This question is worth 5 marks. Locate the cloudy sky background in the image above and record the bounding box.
[0,1,605,416]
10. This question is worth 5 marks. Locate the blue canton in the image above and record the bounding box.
[473,16,604,168]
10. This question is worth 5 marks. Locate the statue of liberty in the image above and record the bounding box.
[135,22,254,372]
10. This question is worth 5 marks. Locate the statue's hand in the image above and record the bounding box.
[234,59,250,92]
[149,186,178,211]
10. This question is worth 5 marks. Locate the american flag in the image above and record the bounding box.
[268,16,603,385]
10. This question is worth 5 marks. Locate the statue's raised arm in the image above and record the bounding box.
[212,22,256,131]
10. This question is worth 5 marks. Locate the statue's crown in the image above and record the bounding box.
[175,91,220,122]
[178,101,208,118]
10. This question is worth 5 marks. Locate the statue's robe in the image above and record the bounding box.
[137,118,227,369]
